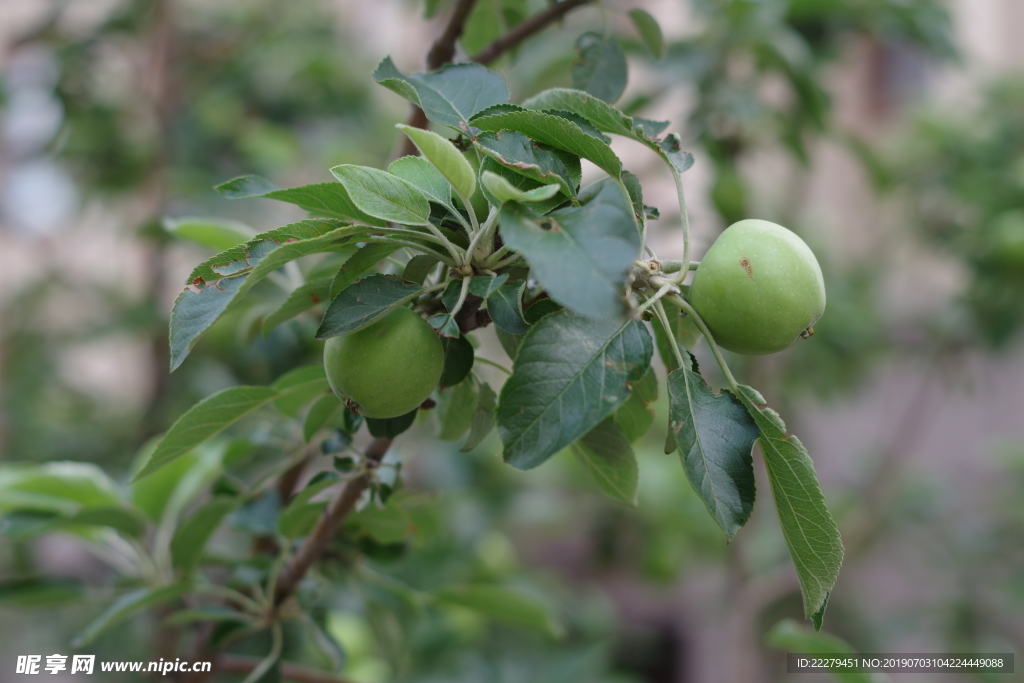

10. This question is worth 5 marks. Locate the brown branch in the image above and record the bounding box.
[272,436,392,605]
[473,0,594,65]
[219,655,354,683]
[397,0,480,157]
[426,0,479,70]
[397,0,593,158]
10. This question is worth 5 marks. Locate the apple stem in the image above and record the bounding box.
[665,293,742,395]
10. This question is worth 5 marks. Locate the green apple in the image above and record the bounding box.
[688,219,825,355]
[323,307,444,418]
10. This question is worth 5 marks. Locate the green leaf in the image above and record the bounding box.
[215,175,386,226]
[373,57,511,132]
[316,274,423,338]
[163,216,255,251]
[667,364,759,538]
[486,282,529,334]
[497,312,652,470]
[396,124,476,201]
[0,577,84,608]
[523,88,636,137]
[0,462,122,514]
[262,277,333,336]
[330,243,400,297]
[271,365,329,417]
[440,335,475,388]
[468,273,509,299]
[303,393,343,442]
[345,503,412,544]
[73,583,192,647]
[279,473,341,538]
[765,619,872,683]
[461,381,497,451]
[330,165,432,226]
[572,32,628,104]
[461,0,513,55]
[170,218,360,370]
[520,88,690,172]
[613,367,657,442]
[428,313,461,338]
[474,131,579,200]
[498,180,640,320]
[437,378,479,441]
[389,156,453,210]
[481,171,561,204]
[171,497,238,572]
[402,254,440,285]
[658,133,695,174]
[737,385,843,625]
[130,447,198,522]
[65,507,145,537]
[433,585,563,638]
[572,418,638,506]
[477,158,567,214]
[628,9,665,59]
[472,109,622,176]
[133,386,280,481]
[366,410,417,439]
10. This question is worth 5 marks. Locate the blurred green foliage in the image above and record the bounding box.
[899,78,1024,346]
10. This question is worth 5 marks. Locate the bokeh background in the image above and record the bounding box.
[1,0,1022,681]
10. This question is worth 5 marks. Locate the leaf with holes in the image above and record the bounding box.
[499,180,639,320]
[497,312,652,470]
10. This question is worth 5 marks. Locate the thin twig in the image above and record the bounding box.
[272,436,392,605]
[219,655,354,683]
[473,0,594,65]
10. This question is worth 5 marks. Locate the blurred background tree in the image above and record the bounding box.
[1,0,1023,681]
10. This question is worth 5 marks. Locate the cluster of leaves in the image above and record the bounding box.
[157,47,843,629]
